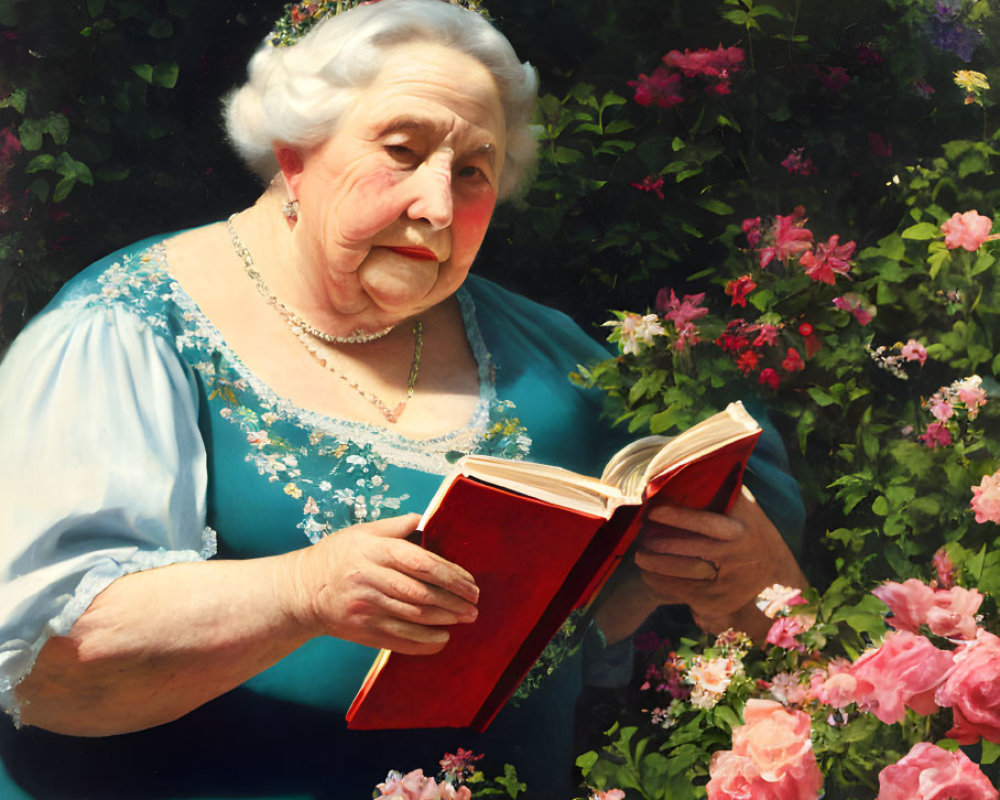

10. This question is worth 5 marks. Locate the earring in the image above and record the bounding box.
[282,199,300,224]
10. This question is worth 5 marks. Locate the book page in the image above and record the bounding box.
[600,402,761,497]
[451,455,623,518]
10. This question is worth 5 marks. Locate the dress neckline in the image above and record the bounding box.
[144,238,498,460]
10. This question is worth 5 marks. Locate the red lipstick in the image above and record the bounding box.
[385,246,438,261]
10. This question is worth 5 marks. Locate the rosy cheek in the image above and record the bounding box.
[451,193,496,254]
[340,170,410,240]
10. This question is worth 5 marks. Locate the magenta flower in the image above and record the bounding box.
[832,293,875,326]
[657,288,708,328]
[942,210,994,251]
[765,614,813,650]
[758,207,814,268]
[439,749,483,783]
[971,470,1000,524]
[868,132,893,158]
[800,234,855,284]
[725,274,757,307]
[919,422,953,449]
[877,743,998,800]
[628,66,684,108]
[742,216,762,248]
[781,147,818,175]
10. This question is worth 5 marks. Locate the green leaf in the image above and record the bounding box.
[52,175,77,203]
[152,62,180,88]
[131,64,154,83]
[982,740,1000,765]
[148,17,173,38]
[872,495,889,516]
[87,0,105,16]
[28,178,49,203]
[0,87,27,113]
[696,198,734,216]
[575,751,599,773]
[17,118,43,150]
[25,154,56,173]
[649,405,684,434]
[900,221,941,240]
[807,387,836,407]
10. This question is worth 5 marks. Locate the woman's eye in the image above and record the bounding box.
[385,144,416,161]
[458,165,487,182]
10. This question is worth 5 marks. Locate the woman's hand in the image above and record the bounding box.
[594,487,806,643]
[634,487,807,638]
[285,512,480,655]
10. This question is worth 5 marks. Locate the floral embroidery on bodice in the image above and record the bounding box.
[90,244,532,543]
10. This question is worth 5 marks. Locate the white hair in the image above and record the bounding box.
[224,0,539,199]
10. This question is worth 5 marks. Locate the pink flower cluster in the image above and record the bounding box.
[744,206,856,284]
[877,743,998,800]
[832,292,876,326]
[629,45,745,106]
[656,287,709,351]
[631,174,665,199]
[942,210,994,251]
[706,700,823,800]
[375,770,471,800]
[867,339,927,379]
[873,578,983,640]
[920,375,988,449]
[438,749,483,784]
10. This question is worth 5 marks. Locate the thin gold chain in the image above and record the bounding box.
[227,215,422,423]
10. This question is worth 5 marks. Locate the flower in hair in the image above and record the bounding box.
[269,0,491,47]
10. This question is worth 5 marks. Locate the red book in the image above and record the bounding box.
[346,402,762,731]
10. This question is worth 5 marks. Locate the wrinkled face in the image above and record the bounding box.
[279,42,506,323]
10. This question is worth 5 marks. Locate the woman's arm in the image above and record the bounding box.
[16,513,479,736]
[593,487,807,644]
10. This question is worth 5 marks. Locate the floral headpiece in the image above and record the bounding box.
[268,0,491,47]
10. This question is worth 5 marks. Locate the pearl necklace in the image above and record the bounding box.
[227,215,422,423]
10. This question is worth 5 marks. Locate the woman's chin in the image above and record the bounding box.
[357,258,439,314]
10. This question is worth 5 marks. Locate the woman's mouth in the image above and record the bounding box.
[384,246,439,261]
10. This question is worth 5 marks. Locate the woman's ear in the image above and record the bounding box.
[274,144,305,198]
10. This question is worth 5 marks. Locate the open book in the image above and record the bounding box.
[345,401,762,732]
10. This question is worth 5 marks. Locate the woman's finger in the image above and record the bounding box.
[635,549,719,582]
[372,566,478,623]
[643,501,743,541]
[381,538,480,604]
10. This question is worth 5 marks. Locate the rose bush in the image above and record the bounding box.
[876,743,998,800]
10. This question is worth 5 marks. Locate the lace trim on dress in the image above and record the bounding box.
[155,243,497,474]
[1,526,219,726]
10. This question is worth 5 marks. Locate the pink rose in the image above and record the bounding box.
[707,700,823,800]
[375,770,471,800]
[850,630,953,724]
[942,210,994,251]
[901,338,927,365]
[876,742,998,800]
[873,579,982,640]
[808,659,869,709]
[971,471,1000,525]
[936,629,1000,745]
[766,615,814,651]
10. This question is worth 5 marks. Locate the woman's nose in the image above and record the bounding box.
[405,155,454,230]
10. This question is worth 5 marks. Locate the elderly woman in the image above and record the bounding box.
[0,1,806,797]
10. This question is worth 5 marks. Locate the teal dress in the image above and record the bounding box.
[0,232,804,799]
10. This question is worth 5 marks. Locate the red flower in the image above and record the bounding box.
[725,274,757,307]
[813,65,850,92]
[759,368,780,390]
[741,217,762,248]
[919,422,953,449]
[800,234,855,284]
[868,132,893,158]
[0,127,22,166]
[781,147,817,176]
[758,207,814,268]
[628,66,684,108]
[663,45,745,94]
[752,324,778,348]
[715,319,753,353]
[631,175,665,199]
[736,350,759,375]
[782,348,805,372]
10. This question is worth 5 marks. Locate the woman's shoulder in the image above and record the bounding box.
[462,274,612,366]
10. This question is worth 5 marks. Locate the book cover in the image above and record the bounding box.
[345,403,761,731]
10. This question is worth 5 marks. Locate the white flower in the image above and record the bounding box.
[755,584,806,618]
[262,412,279,425]
[686,655,743,709]
[319,481,332,492]
[303,497,320,515]
[604,312,666,356]
[247,431,270,448]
